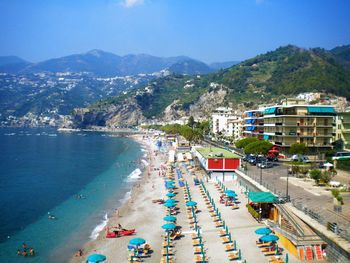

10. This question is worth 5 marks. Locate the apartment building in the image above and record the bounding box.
[263,103,336,153]
[212,107,243,139]
[243,109,264,139]
[338,112,350,150]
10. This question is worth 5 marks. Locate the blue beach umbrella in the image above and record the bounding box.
[165,199,176,204]
[226,192,237,198]
[186,201,197,207]
[260,234,279,242]
[129,238,146,246]
[163,215,177,222]
[225,189,235,194]
[166,185,175,189]
[162,223,176,230]
[164,202,176,208]
[87,254,106,263]
[255,227,272,235]
[166,193,176,198]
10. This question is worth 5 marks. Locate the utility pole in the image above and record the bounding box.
[259,166,262,185]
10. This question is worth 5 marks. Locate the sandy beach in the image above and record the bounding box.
[70,134,167,263]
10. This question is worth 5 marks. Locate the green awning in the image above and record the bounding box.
[248,192,276,203]
[307,106,335,114]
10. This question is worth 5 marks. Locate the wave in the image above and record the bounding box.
[90,213,108,240]
[141,159,149,167]
[120,190,132,204]
[141,148,147,152]
[126,168,142,182]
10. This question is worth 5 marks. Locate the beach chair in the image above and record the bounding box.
[231,205,239,210]
[212,216,220,222]
[228,251,239,260]
[225,244,235,251]
[192,239,203,246]
[194,254,207,262]
[215,221,224,228]
[162,241,174,247]
[161,248,174,255]
[218,229,227,236]
[221,236,231,243]
[160,256,174,263]
[268,256,284,263]
[263,250,277,256]
[257,241,272,248]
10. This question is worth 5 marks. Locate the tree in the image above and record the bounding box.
[332,139,344,151]
[289,143,308,155]
[198,120,210,134]
[235,137,259,149]
[244,140,273,155]
[331,189,344,205]
[188,116,195,129]
[309,169,322,184]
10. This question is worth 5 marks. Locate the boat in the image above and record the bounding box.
[105,227,136,238]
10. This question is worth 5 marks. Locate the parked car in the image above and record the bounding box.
[255,157,267,166]
[332,152,350,161]
[291,154,311,163]
[259,161,274,169]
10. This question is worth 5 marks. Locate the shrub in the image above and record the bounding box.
[235,137,259,149]
[310,169,322,184]
[244,140,273,155]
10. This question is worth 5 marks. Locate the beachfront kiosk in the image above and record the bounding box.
[193,147,240,181]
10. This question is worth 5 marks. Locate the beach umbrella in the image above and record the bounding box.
[164,202,176,208]
[165,199,176,204]
[225,189,235,194]
[186,201,197,207]
[87,254,106,263]
[166,193,176,198]
[166,185,175,189]
[238,249,241,259]
[323,162,333,167]
[225,226,229,234]
[275,244,279,255]
[285,253,289,263]
[228,233,232,242]
[234,240,237,250]
[260,234,279,242]
[255,227,272,235]
[163,215,177,222]
[226,192,237,198]
[129,238,146,246]
[162,223,176,230]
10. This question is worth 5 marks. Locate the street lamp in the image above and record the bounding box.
[286,170,289,202]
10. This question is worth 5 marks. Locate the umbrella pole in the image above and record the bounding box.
[167,231,169,263]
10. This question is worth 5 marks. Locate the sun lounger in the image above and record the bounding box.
[257,241,272,247]
[161,248,174,255]
[160,256,174,263]
[225,244,235,251]
[162,241,174,247]
[264,250,277,256]
[210,212,217,217]
[193,247,204,254]
[221,237,231,243]
[228,251,239,260]
[215,221,224,228]
[231,205,239,210]
[212,216,220,222]
[218,229,227,236]
[192,239,203,246]
[194,254,207,262]
[191,233,200,239]
[268,256,284,263]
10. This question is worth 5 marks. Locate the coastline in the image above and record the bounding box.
[70,133,165,263]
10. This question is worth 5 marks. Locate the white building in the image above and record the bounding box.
[212,107,243,139]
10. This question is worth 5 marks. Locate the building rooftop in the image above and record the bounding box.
[196,147,240,159]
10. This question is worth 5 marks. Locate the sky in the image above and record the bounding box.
[0,0,349,63]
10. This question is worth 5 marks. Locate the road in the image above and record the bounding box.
[243,161,350,241]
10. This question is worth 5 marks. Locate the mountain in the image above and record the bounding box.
[0,50,216,76]
[68,44,350,128]
[168,59,213,75]
[209,61,240,70]
[331,44,350,62]
[0,56,31,73]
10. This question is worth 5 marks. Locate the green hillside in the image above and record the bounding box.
[87,45,350,120]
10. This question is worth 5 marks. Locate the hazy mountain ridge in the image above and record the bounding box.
[0,50,234,76]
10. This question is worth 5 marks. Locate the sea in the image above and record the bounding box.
[0,127,146,263]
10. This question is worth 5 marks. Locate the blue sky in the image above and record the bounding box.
[0,0,349,63]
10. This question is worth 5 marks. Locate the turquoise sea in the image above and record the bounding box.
[0,128,145,263]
